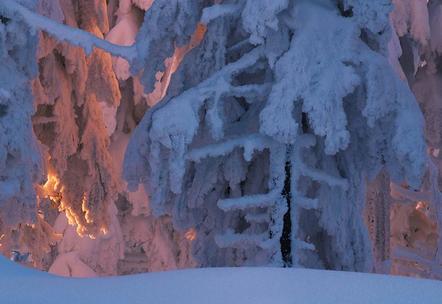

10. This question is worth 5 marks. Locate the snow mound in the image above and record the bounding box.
[1,256,442,304]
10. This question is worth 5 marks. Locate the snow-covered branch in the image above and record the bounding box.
[215,230,273,249]
[0,0,137,61]
[201,4,242,25]
[187,134,273,162]
[217,191,280,211]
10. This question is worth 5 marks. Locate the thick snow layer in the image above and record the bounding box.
[0,256,442,304]
[0,0,136,61]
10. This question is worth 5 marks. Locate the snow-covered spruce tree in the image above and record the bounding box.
[385,0,442,279]
[0,0,194,276]
[33,0,125,276]
[0,0,47,266]
[0,0,430,274]
[124,0,426,270]
[44,0,193,276]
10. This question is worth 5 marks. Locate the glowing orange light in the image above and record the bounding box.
[146,23,207,106]
[81,194,94,224]
[184,228,197,241]
[38,170,97,239]
[416,201,425,211]
[100,227,108,235]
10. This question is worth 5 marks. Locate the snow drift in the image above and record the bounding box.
[1,256,442,304]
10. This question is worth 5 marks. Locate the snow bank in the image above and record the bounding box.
[0,256,441,304]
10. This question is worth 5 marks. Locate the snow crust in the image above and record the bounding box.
[1,256,442,304]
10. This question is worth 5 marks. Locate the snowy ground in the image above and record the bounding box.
[1,256,442,304]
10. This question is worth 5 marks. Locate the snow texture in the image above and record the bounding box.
[1,256,442,304]
[0,0,437,279]
[0,0,43,226]
[123,0,427,270]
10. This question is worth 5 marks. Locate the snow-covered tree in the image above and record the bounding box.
[0,0,194,276]
[0,0,439,278]
[385,0,442,279]
[124,0,426,270]
[0,0,47,267]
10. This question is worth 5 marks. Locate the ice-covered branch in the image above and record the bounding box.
[187,134,273,162]
[148,47,263,149]
[0,0,137,61]
[201,4,242,25]
[215,230,273,249]
[217,191,280,211]
[228,84,272,101]
[300,163,349,190]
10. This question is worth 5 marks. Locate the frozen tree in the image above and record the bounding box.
[0,0,43,226]
[0,0,437,278]
[0,0,47,267]
[124,0,426,270]
[386,0,442,279]
[0,0,194,276]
